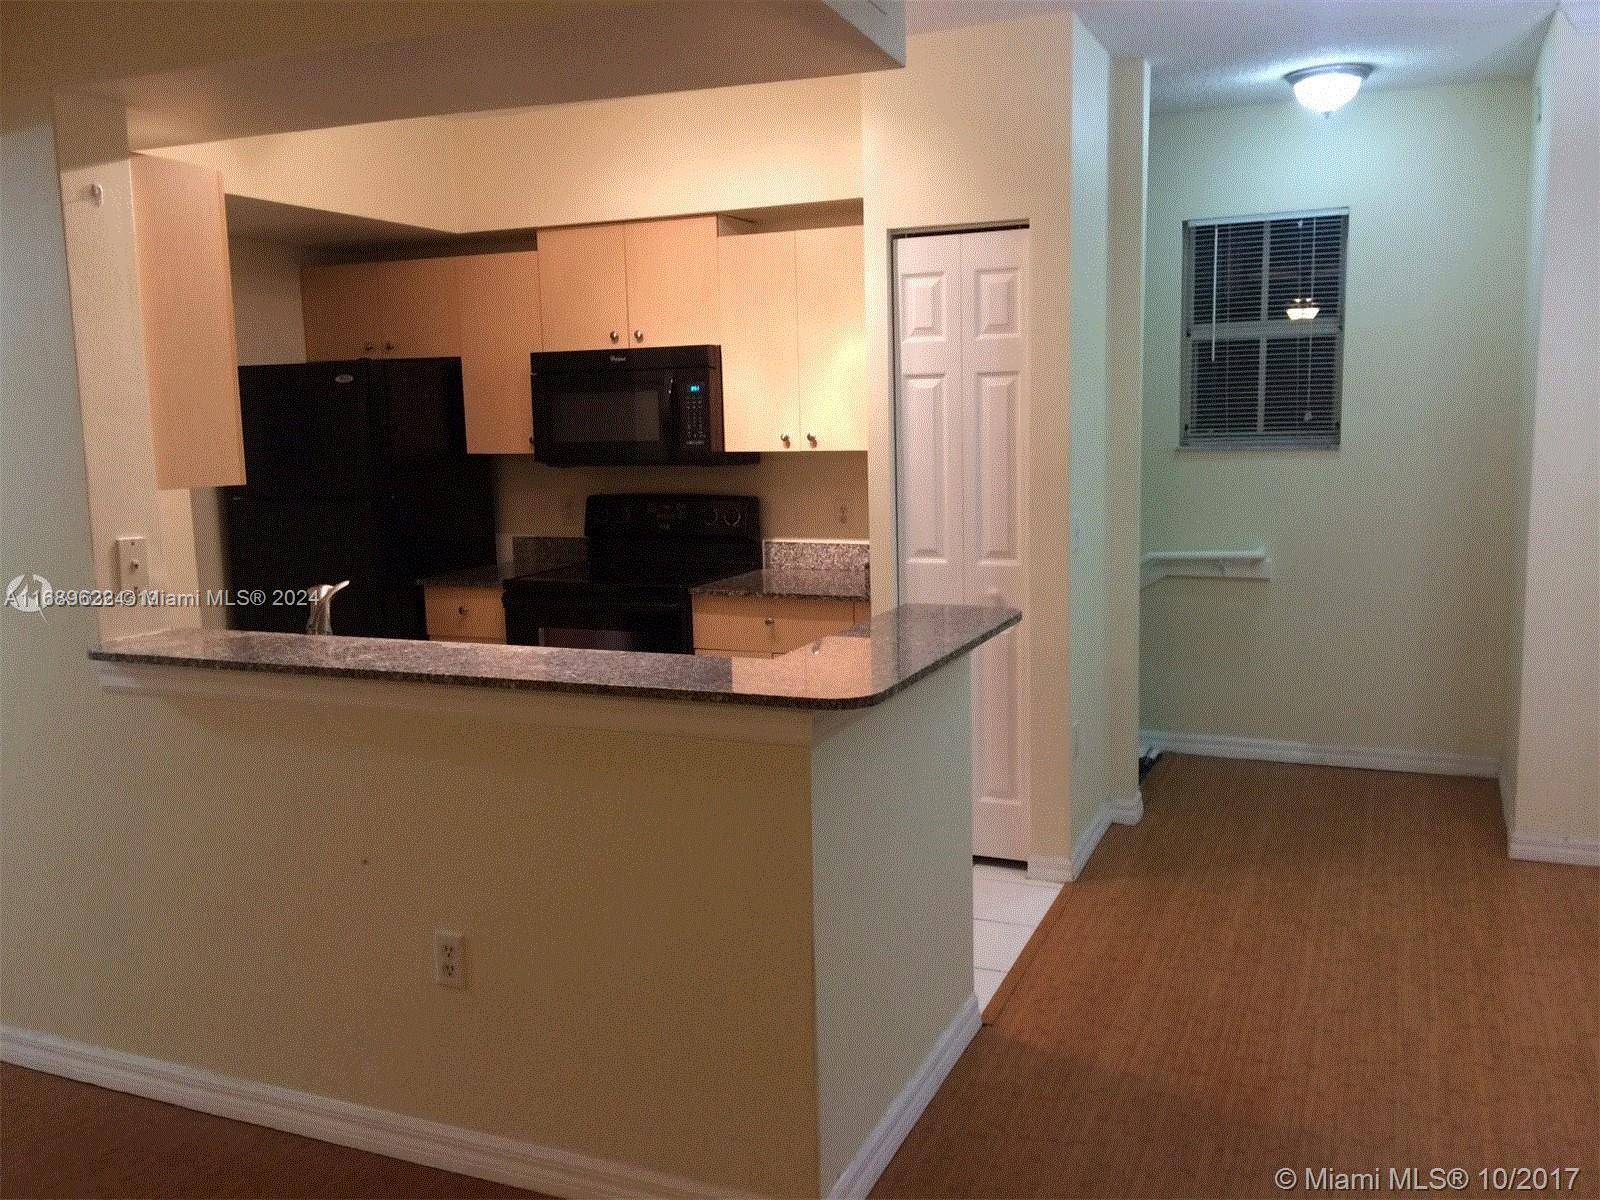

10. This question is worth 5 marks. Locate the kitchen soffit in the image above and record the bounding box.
[113,1,905,150]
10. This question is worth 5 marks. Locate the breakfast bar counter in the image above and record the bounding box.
[86,601,1012,1197]
[89,603,1011,710]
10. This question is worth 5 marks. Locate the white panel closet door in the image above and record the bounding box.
[895,228,1030,861]
[961,228,1029,861]
[895,234,964,605]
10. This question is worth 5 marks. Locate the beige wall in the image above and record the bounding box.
[1502,11,1600,852]
[230,237,309,365]
[159,118,460,232]
[159,75,862,236]
[1104,59,1150,809]
[1140,80,1531,762]
[5,686,825,1193]
[1067,30,1112,837]
[494,454,869,560]
[451,75,863,231]
[809,661,972,1190]
[861,13,1079,861]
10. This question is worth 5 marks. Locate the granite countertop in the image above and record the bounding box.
[88,604,1018,711]
[418,563,518,588]
[692,568,869,603]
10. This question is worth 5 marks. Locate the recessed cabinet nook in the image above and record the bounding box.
[295,212,868,458]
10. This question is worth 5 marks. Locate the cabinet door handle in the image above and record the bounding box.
[764,617,775,628]
[634,330,644,342]
[806,433,818,447]
[609,330,620,343]
[363,341,376,353]
[384,341,395,352]
[780,433,791,447]
[458,605,469,617]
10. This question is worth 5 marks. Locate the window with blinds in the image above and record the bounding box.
[1181,209,1348,448]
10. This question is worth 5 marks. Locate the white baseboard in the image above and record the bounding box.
[0,1026,734,1198]
[1025,855,1073,883]
[1508,832,1600,868]
[1141,729,1498,778]
[1026,790,1141,884]
[1108,789,1143,825]
[827,994,980,1199]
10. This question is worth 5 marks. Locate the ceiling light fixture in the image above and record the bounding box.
[1285,63,1373,115]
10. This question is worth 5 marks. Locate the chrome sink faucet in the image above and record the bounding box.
[305,581,350,635]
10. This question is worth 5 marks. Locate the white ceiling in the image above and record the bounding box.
[904,0,1562,111]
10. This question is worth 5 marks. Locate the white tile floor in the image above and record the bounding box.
[972,862,1063,1008]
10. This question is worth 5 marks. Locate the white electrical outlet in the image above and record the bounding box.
[115,536,149,591]
[433,929,465,989]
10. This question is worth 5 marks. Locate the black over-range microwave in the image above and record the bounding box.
[529,345,757,467]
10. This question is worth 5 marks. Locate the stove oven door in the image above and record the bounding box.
[502,586,691,654]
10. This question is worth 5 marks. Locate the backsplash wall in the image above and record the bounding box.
[492,452,870,560]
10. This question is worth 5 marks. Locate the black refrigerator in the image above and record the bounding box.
[223,358,495,639]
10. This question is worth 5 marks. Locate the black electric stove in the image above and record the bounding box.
[502,494,761,653]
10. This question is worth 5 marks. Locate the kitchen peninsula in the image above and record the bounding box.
[87,603,1017,1197]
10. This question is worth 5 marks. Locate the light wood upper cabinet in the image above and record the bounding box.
[128,153,246,489]
[301,258,461,361]
[457,250,542,455]
[537,216,719,351]
[716,224,866,454]
[718,230,800,453]
[536,223,629,351]
[623,216,720,347]
[301,263,382,360]
[380,257,462,358]
[795,225,867,452]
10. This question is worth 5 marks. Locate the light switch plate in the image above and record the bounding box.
[115,536,149,591]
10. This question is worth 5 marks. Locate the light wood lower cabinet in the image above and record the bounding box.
[716,224,866,453]
[424,584,506,643]
[692,594,859,656]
